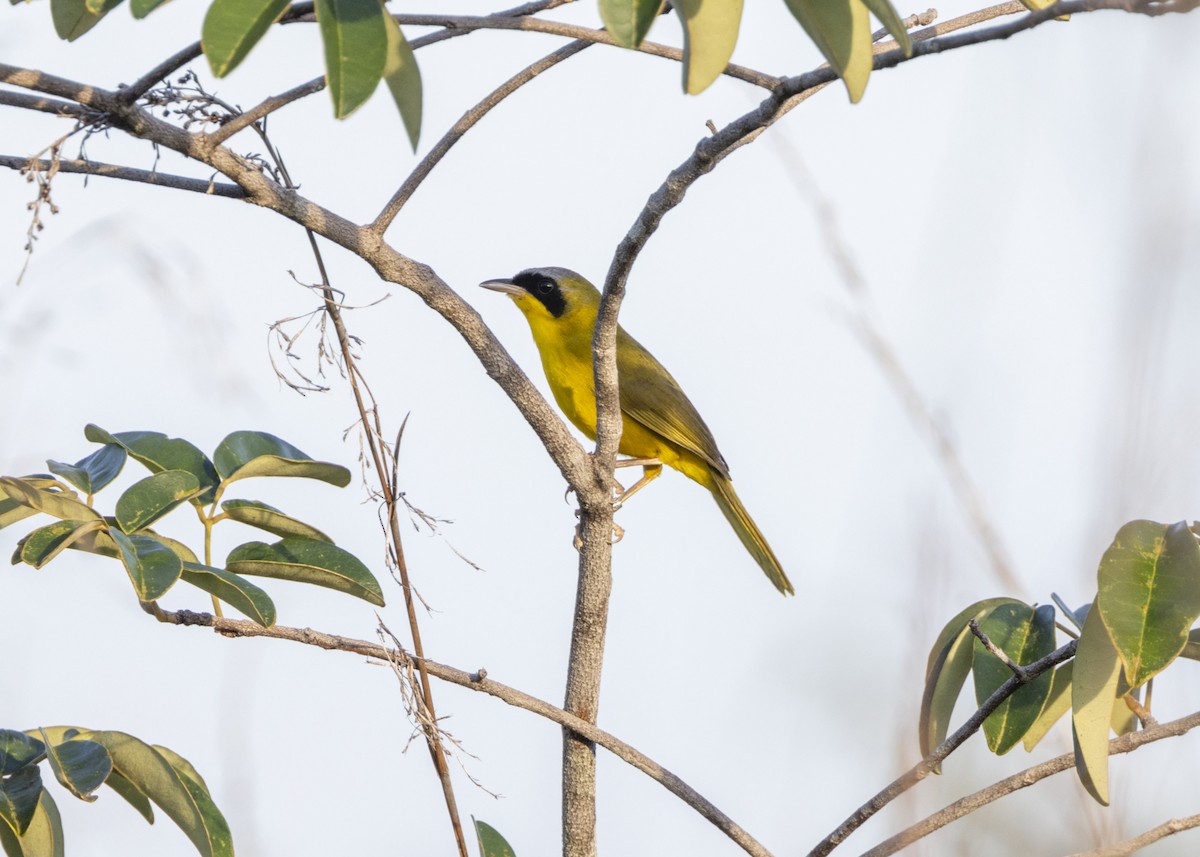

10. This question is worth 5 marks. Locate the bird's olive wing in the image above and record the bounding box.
[616,334,730,478]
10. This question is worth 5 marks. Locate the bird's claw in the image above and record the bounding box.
[571,508,625,549]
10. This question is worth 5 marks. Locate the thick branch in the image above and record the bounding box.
[152,609,773,857]
[863,710,1200,857]
[10,64,597,492]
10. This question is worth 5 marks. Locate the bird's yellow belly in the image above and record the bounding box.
[546,373,700,480]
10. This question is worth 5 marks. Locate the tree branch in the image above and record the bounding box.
[1065,814,1200,857]
[371,37,593,232]
[0,90,86,117]
[150,608,774,857]
[862,711,1200,856]
[206,78,326,147]
[0,155,246,198]
[805,640,1078,857]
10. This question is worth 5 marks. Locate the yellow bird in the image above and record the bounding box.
[481,267,793,595]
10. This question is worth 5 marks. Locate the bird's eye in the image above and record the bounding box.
[536,281,554,295]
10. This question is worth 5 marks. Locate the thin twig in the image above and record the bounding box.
[861,711,1200,856]
[1065,814,1200,857]
[207,77,326,147]
[805,640,1078,857]
[260,130,471,855]
[147,607,775,857]
[371,38,593,232]
[969,618,1029,680]
[0,90,87,117]
[0,155,245,197]
[118,42,205,104]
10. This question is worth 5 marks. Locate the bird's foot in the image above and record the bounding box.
[572,509,625,549]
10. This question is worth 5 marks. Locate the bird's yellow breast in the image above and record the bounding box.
[516,293,704,479]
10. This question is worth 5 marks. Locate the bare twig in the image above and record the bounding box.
[0,155,244,198]
[147,607,775,857]
[0,90,87,117]
[371,38,592,231]
[805,640,1078,857]
[969,618,1029,680]
[861,711,1200,856]
[207,78,327,147]
[1065,814,1200,857]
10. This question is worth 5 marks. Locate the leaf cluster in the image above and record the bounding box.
[921,519,1200,805]
[0,726,230,857]
[2,425,385,625]
[16,0,965,135]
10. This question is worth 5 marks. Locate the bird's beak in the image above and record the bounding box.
[479,277,524,298]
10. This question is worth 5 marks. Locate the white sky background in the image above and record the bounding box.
[3,1,1200,855]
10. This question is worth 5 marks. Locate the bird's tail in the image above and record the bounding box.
[708,472,794,595]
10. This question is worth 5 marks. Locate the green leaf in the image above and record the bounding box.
[1050,592,1089,631]
[181,562,277,627]
[599,0,661,48]
[382,13,422,151]
[781,0,872,102]
[221,499,332,542]
[84,0,123,13]
[0,498,38,531]
[109,530,183,601]
[672,0,743,95]
[131,0,172,16]
[50,0,108,39]
[115,471,202,534]
[972,603,1056,755]
[0,767,42,836]
[1097,520,1200,689]
[0,733,43,776]
[0,477,101,525]
[1110,693,1138,737]
[316,0,389,118]
[1072,597,1122,805]
[0,790,63,857]
[213,431,351,487]
[85,426,219,505]
[46,444,125,495]
[41,735,111,802]
[859,0,911,56]
[16,520,105,569]
[1180,627,1200,661]
[1021,661,1072,751]
[474,819,517,857]
[227,538,384,606]
[201,0,291,77]
[142,530,200,564]
[79,732,231,857]
[919,598,1022,762]
[151,747,209,796]
[104,770,154,823]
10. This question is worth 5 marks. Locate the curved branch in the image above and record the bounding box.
[1065,814,1200,857]
[151,608,775,857]
[371,37,592,232]
[806,640,1078,857]
[862,711,1200,857]
[602,0,1195,315]
[10,65,597,491]
[366,14,778,89]
[0,155,245,197]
